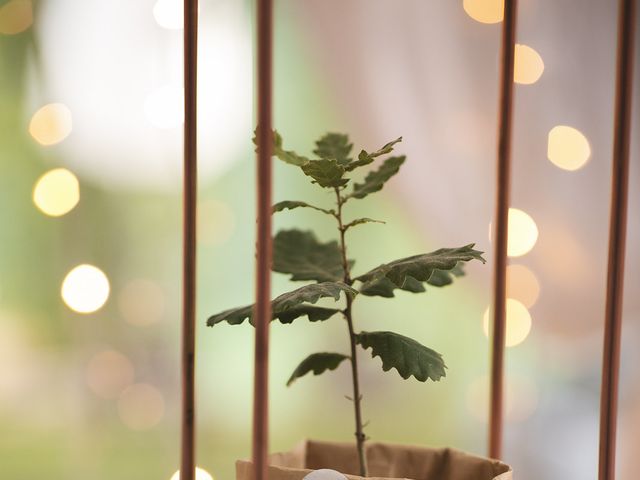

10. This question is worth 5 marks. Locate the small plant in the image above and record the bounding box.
[207,131,485,477]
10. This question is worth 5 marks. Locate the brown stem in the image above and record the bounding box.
[335,188,368,477]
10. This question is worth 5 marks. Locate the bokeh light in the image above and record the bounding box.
[170,467,215,480]
[547,125,591,171]
[0,0,32,35]
[118,279,166,326]
[86,350,134,399]
[514,44,544,85]
[61,264,110,314]
[117,383,165,431]
[32,168,80,217]
[153,0,182,30]
[463,0,504,24]
[144,85,184,129]
[483,298,532,347]
[507,264,540,308]
[466,375,539,422]
[197,199,236,246]
[489,208,539,257]
[28,103,73,146]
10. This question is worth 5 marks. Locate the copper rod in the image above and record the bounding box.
[488,0,518,460]
[253,1,273,480]
[598,1,636,479]
[180,1,198,480]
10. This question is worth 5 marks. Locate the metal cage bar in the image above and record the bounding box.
[598,1,637,479]
[489,0,518,460]
[253,1,274,480]
[180,1,199,479]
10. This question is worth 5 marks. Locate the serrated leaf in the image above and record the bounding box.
[357,276,425,298]
[349,156,405,199]
[207,282,356,326]
[313,133,353,165]
[286,352,349,386]
[343,217,385,231]
[355,245,485,297]
[356,331,446,382]
[345,137,402,171]
[274,229,350,282]
[253,129,310,166]
[272,201,335,216]
[301,158,348,188]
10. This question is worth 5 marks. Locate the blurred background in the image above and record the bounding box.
[1,0,639,479]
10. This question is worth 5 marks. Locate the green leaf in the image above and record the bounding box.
[274,229,350,282]
[207,282,356,326]
[286,352,350,386]
[272,201,335,216]
[356,331,446,382]
[313,133,353,165]
[253,129,310,166]
[355,245,485,297]
[345,137,402,171]
[301,158,348,188]
[343,217,385,231]
[348,156,405,199]
[357,276,425,298]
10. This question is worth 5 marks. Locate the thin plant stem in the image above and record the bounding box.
[334,187,368,477]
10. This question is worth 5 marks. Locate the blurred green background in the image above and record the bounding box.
[2,1,639,480]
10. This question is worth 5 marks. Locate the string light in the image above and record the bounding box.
[0,0,32,35]
[489,208,539,257]
[507,264,540,308]
[547,125,591,171]
[29,103,73,146]
[514,44,544,85]
[463,0,504,24]
[32,168,80,217]
[483,298,532,347]
[170,467,215,480]
[61,264,110,314]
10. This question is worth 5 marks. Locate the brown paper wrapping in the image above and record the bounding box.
[236,440,512,480]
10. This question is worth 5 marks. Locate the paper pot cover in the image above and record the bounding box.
[236,439,512,480]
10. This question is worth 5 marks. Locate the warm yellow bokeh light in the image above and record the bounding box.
[153,0,183,29]
[170,467,215,480]
[118,383,165,430]
[0,0,32,35]
[32,168,80,217]
[547,125,591,171]
[61,264,110,314]
[514,44,544,85]
[29,103,73,146]
[507,264,540,308]
[86,350,134,399]
[463,0,504,24]
[483,298,532,347]
[489,208,539,257]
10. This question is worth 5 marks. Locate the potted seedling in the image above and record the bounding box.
[208,131,512,480]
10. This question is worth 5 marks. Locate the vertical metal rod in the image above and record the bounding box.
[253,1,273,480]
[598,1,636,479]
[180,1,198,480]
[489,0,518,460]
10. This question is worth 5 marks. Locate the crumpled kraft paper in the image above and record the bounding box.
[236,439,512,480]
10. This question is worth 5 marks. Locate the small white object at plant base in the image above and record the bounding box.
[303,469,348,480]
